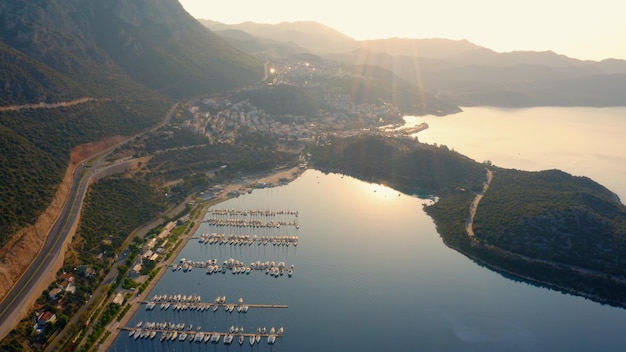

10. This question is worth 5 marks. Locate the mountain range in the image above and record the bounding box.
[203,20,626,107]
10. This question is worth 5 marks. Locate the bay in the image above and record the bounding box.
[113,107,626,351]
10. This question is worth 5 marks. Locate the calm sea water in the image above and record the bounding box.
[113,107,626,352]
[413,106,626,201]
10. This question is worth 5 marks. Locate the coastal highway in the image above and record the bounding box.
[0,103,179,339]
[0,160,96,338]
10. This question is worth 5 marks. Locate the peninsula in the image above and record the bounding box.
[310,133,626,307]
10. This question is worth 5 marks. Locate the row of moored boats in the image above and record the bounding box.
[128,322,282,345]
[211,209,298,217]
[203,218,298,228]
[172,258,294,277]
[198,233,299,246]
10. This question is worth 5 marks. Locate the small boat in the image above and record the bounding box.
[278,326,284,334]
[210,333,221,343]
[128,330,135,338]
[267,334,276,344]
[249,335,255,346]
[223,334,234,345]
[194,333,204,343]
[239,335,245,345]
[255,334,261,343]
[270,327,275,334]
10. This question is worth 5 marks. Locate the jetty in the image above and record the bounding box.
[170,257,295,277]
[140,294,287,311]
[197,233,299,246]
[140,301,288,310]
[202,217,299,228]
[122,323,284,345]
[210,209,298,217]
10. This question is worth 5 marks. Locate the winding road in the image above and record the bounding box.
[466,169,493,241]
[0,97,105,112]
[0,101,178,340]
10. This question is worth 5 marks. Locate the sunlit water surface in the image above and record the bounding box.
[114,107,626,352]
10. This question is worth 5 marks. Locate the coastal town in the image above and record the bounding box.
[181,57,409,152]
[3,57,429,352]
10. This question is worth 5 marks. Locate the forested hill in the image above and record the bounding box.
[0,0,263,245]
[0,0,263,100]
[311,134,626,307]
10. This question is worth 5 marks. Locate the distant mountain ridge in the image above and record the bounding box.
[200,19,357,55]
[202,19,626,107]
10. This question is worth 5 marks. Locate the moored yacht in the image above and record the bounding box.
[223,334,234,344]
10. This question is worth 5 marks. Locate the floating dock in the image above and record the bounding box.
[141,301,288,310]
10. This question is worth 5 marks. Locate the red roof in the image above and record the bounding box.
[59,273,75,282]
[40,311,54,322]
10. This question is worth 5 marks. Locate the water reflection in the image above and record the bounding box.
[114,168,626,351]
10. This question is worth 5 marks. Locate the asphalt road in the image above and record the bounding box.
[0,162,92,338]
[0,103,178,340]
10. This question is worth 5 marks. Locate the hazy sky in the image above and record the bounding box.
[179,0,625,61]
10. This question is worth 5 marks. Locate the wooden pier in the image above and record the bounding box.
[140,301,288,309]
[121,326,284,345]
[121,327,283,338]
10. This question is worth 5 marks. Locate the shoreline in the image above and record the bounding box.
[98,165,304,351]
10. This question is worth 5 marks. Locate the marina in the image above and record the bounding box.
[115,206,296,350]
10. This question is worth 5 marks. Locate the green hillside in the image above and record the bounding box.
[0,0,264,244]
[474,168,626,275]
[329,64,462,116]
[0,42,84,105]
[233,84,329,116]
